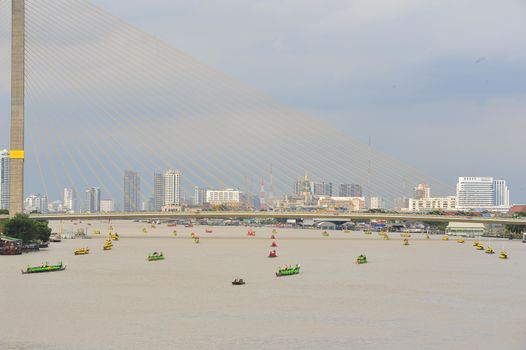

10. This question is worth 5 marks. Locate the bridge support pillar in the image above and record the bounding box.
[9,0,25,215]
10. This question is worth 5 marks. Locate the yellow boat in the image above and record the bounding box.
[363,230,372,235]
[272,229,278,234]
[403,238,409,245]
[94,230,101,235]
[476,244,484,250]
[172,230,177,236]
[344,230,351,233]
[457,238,465,243]
[485,247,494,254]
[425,234,430,239]
[383,234,390,240]
[499,251,508,259]
[109,233,119,241]
[401,233,411,238]
[74,247,90,255]
[142,228,148,234]
[442,235,449,241]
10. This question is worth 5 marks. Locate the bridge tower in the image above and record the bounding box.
[9,0,25,215]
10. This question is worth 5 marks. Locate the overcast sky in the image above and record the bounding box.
[85,0,526,202]
[1,0,525,203]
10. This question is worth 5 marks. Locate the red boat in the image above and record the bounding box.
[270,234,276,239]
[205,229,213,233]
[271,241,278,247]
[247,229,256,236]
[268,250,278,258]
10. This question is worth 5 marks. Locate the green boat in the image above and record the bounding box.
[355,255,367,264]
[148,252,165,261]
[22,262,66,275]
[276,265,300,277]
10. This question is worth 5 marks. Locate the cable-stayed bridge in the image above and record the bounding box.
[0,0,524,226]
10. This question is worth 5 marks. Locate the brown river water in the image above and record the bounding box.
[1,221,525,349]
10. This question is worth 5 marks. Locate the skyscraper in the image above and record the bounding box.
[153,172,165,212]
[124,170,140,212]
[85,187,101,213]
[194,186,207,206]
[339,184,363,197]
[164,169,181,206]
[0,149,9,210]
[311,182,333,196]
[63,188,77,213]
[414,183,431,199]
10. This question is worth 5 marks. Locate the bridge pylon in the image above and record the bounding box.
[9,0,25,215]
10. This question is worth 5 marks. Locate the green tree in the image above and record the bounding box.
[3,214,52,244]
[0,209,9,215]
[506,211,526,236]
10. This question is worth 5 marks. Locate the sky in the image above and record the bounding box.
[1,0,526,204]
[88,0,526,203]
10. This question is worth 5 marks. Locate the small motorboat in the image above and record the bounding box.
[271,241,278,247]
[74,247,90,255]
[148,252,165,261]
[268,250,278,258]
[344,230,351,233]
[473,241,480,247]
[485,247,494,254]
[109,233,119,241]
[205,229,213,233]
[93,230,101,235]
[400,233,411,238]
[499,251,508,260]
[232,278,245,285]
[363,230,372,235]
[22,262,66,275]
[270,234,276,239]
[442,235,449,241]
[172,230,177,236]
[355,255,367,264]
[184,224,193,228]
[272,229,278,234]
[475,244,484,250]
[194,237,200,244]
[247,229,256,236]
[276,265,300,277]
[383,234,390,240]
[425,234,430,239]
[322,231,329,237]
[142,228,148,234]
[403,238,409,246]
[457,238,465,243]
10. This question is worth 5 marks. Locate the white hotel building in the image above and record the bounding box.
[456,177,510,212]
[206,189,241,207]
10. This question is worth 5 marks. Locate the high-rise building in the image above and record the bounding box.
[494,179,510,208]
[85,187,101,213]
[194,186,207,206]
[293,179,303,196]
[414,183,431,199]
[311,182,333,196]
[164,169,181,206]
[24,194,48,213]
[124,170,140,212]
[456,177,510,211]
[0,149,9,210]
[63,188,77,213]
[370,196,386,210]
[153,172,165,212]
[339,184,363,197]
